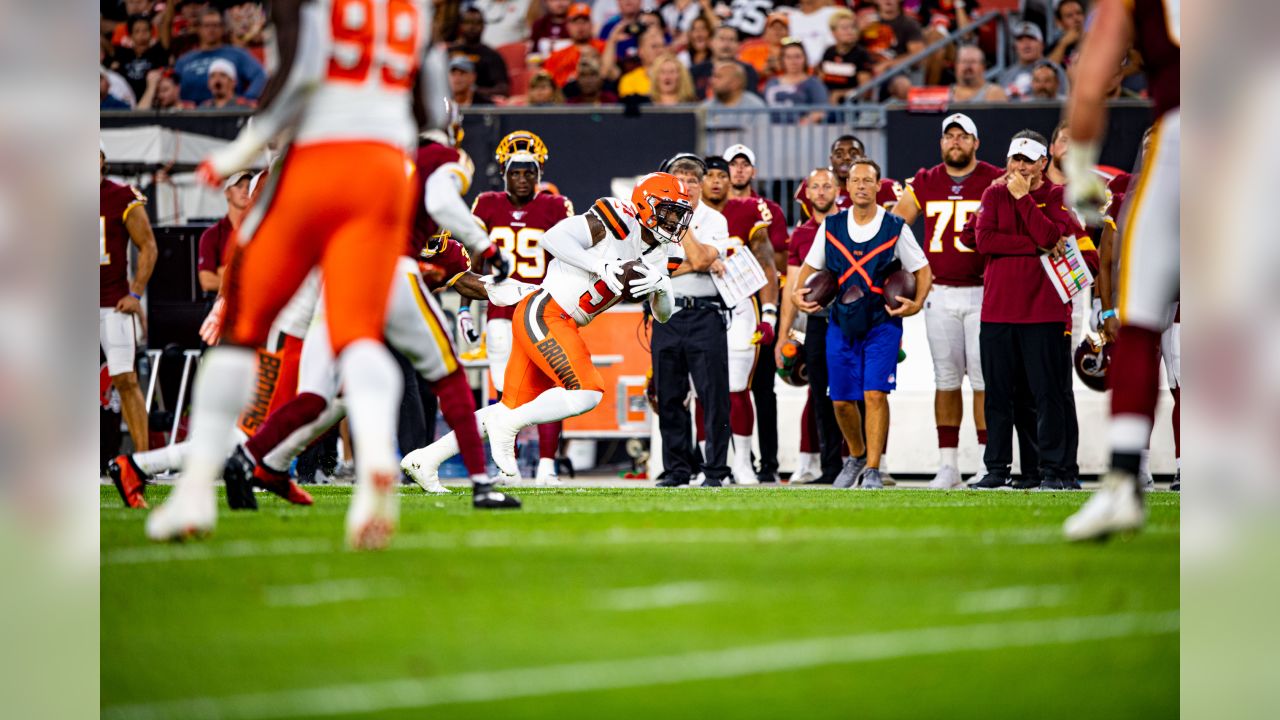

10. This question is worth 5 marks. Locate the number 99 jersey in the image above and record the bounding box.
[471,190,574,320]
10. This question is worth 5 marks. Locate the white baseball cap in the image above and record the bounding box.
[208,58,237,81]
[223,170,253,190]
[722,143,756,166]
[942,113,978,138]
[1007,136,1047,161]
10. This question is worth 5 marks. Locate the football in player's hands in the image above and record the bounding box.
[594,259,626,295]
[621,260,656,302]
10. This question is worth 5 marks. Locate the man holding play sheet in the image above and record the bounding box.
[964,130,1097,491]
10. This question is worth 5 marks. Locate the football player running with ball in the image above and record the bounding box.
[401,173,692,497]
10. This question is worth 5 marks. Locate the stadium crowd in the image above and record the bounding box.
[101,0,1148,112]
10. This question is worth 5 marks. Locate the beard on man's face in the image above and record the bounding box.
[944,148,973,169]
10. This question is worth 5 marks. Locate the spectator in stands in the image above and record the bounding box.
[819,8,873,104]
[703,60,767,128]
[661,0,714,49]
[225,2,268,64]
[157,0,205,59]
[1027,60,1065,100]
[564,56,620,104]
[608,26,668,96]
[104,0,155,50]
[692,25,760,99]
[763,41,827,123]
[449,56,494,107]
[137,69,190,111]
[738,12,788,81]
[101,68,132,109]
[531,0,574,57]
[197,58,253,110]
[998,22,1066,100]
[471,0,536,47]
[677,14,715,68]
[913,0,975,85]
[859,0,925,76]
[1047,0,1085,67]
[599,0,645,62]
[197,171,253,294]
[451,6,512,100]
[886,72,913,103]
[948,45,1007,102]
[543,5,606,87]
[109,15,173,101]
[172,8,266,105]
[526,70,564,105]
[782,0,840,68]
[648,52,697,105]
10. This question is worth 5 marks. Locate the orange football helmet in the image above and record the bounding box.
[631,172,693,244]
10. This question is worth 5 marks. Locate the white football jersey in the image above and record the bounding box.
[545,197,668,326]
[294,0,429,150]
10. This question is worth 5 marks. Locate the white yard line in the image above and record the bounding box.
[596,581,725,611]
[262,578,404,608]
[955,585,1073,614]
[101,610,1178,720]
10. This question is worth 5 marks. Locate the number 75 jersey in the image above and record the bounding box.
[472,190,574,320]
[903,160,1005,287]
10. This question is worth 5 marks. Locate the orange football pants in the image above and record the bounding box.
[502,291,604,408]
[236,333,303,436]
[224,142,411,353]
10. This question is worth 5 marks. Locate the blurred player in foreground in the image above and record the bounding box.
[469,130,574,485]
[402,173,692,494]
[1063,0,1179,540]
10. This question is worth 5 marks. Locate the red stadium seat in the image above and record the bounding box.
[496,41,530,74]
[508,67,531,97]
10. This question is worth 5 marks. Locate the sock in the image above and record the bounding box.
[797,452,819,476]
[132,442,187,476]
[262,399,346,474]
[695,399,706,443]
[976,445,986,470]
[245,392,329,469]
[977,428,988,445]
[729,390,754,436]
[940,447,958,468]
[732,434,754,469]
[179,346,257,494]
[403,403,495,476]
[1176,456,1181,470]
[506,387,601,427]
[430,370,486,477]
[337,339,402,475]
[799,397,817,453]
[1170,387,1180,459]
[537,457,557,477]
[1139,449,1151,477]
[538,421,562,460]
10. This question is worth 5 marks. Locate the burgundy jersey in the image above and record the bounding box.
[904,160,1005,286]
[721,196,775,252]
[1108,171,1133,198]
[408,141,472,258]
[472,190,574,320]
[786,219,820,267]
[795,177,901,218]
[418,236,473,293]
[99,179,146,307]
[1130,0,1179,118]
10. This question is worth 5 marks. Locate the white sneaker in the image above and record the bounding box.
[928,465,964,490]
[145,484,216,542]
[346,468,399,550]
[482,407,522,478]
[1138,470,1155,491]
[1063,471,1146,542]
[401,453,448,494]
[791,453,821,484]
[535,457,561,487]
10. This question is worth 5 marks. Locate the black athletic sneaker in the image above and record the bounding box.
[701,477,724,487]
[1010,475,1040,490]
[222,446,259,510]
[1039,477,1066,491]
[970,472,1010,489]
[656,476,691,487]
[1062,476,1083,490]
[1171,471,1180,492]
[473,483,521,509]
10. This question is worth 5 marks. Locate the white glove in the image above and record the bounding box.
[1063,139,1108,225]
[457,306,481,344]
[199,296,225,345]
[593,259,626,295]
[627,263,668,297]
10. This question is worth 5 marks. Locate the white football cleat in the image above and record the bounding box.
[928,465,965,490]
[401,453,449,494]
[346,468,399,550]
[790,453,821,484]
[482,406,522,478]
[1138,469,1156,491]
[1063,471,1146,542]
[731,435,758,485]
[534,457,561,487]
[145,484,216,542]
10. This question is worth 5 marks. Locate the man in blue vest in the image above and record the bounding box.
[793,158,932,489]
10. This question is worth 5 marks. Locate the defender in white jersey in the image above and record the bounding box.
[147,0,442,549]
[401,173,693,487]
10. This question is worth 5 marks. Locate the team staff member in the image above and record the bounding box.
[795,135,902,219]
[892,113,1004,489]
[794,158,932,490]
[652,154,734,488]
[970,131,1089,491]
[197,171,254,294]
[776,168,844,484]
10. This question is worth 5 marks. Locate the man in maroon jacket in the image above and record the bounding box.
[968,130,1089,491]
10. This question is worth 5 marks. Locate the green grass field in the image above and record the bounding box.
[101,484,1179,719]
